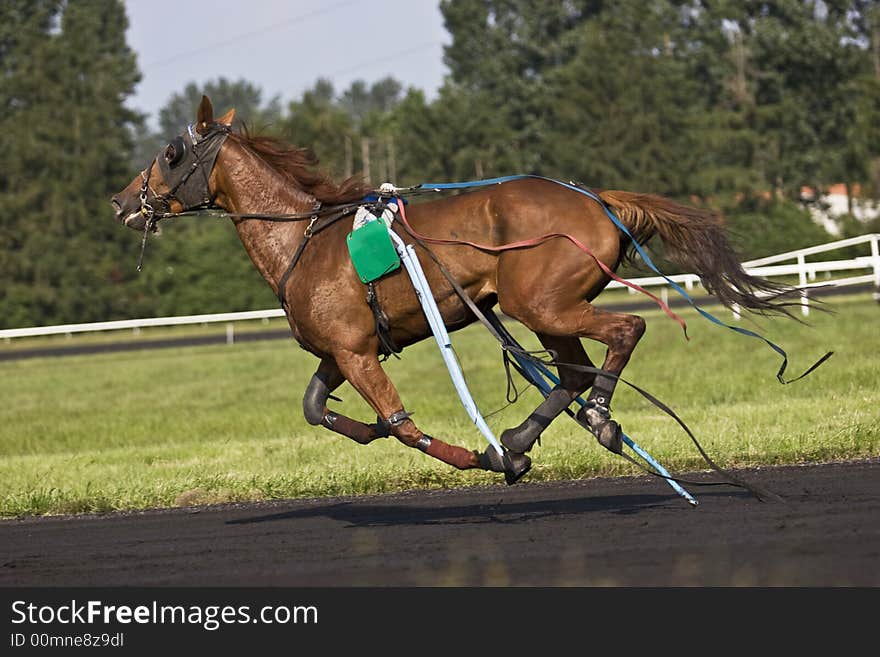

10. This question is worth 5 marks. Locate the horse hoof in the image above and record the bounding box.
[503,451,532,486]
[478,446,507,472]
[500,419,542,454]
[478,447,532,484]
[577,406,623,455]
[595,420,623,455]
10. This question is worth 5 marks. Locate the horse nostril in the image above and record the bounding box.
[111,197,122,215]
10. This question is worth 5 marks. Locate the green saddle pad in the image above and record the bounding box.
[346,219,401,283]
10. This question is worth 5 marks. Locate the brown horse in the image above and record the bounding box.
[111,96,795,484]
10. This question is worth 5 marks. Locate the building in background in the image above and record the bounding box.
[801,184,880,236]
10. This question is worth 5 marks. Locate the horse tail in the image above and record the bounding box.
[596,189,797,316]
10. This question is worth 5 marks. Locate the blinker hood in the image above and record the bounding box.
[156,123,229,209]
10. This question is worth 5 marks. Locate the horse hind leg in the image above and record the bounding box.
[571,306,646,454]
[500,334,597,454]
[501,300,646,455]
[571,307,646,455]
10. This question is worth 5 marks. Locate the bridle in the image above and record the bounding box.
[132,121,363,280]
[135,122,231,270]
[138,122,232,223]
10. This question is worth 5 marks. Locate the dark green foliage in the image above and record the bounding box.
[724,200,836,260]
[158,78,282,136]
[131,77,283,172]
[545,1,705,192]
[279,79,358,178]
[130,220,277,317]
[2,0,877,329]
[1,0,143,328]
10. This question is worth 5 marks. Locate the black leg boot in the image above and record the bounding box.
[575,376,623,455]
[500,387,572,454]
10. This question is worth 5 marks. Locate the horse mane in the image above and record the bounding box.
[229,126,372,205]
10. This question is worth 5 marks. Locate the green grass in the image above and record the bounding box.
[1,293,878,517]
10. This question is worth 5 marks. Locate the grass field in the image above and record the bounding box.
[1,293,877,517]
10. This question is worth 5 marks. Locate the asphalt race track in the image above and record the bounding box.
[1,458,878,587]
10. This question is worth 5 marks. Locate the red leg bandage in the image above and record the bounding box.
[424,437,479,470]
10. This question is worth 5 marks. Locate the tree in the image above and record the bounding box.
[840,1,880,198]
[280,77,408,184]
[440,0,604,173]
[0,0,144,328]
[0,1,63,327]
[390,85,523,183]
[686,1,873,200]
[281,78,357,179]
[131,77,283,170]
[157,78,282,137]
[339,76,403,123]
[545,1,705,194]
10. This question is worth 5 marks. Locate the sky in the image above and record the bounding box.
[123,0,450,130]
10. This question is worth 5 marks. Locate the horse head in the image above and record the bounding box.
[111,95,235,231]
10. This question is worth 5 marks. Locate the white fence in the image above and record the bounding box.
[0,308,286,344]
[606,232,880,318]
[1,233,878,344]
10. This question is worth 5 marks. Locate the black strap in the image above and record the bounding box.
[276,205,359,307]
[367,282,402,360]
[277,234,312,307]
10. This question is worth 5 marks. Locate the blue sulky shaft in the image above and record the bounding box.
[508,350,698,506]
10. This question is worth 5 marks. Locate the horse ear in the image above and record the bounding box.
[216,107,236,127]
[196,95,214,134]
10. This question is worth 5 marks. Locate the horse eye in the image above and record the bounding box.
[164,137,186,166]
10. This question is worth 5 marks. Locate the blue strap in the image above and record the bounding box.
[362,193,408,205]
[416,175,832,383]
[419,175,535,190]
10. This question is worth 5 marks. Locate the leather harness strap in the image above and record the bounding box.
[275,204,359,308]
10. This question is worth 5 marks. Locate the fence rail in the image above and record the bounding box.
[606,233,879,317]
[2,233,878,343]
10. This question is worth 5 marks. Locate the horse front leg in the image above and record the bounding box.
[332,349,486,471]
[303,357,390,444]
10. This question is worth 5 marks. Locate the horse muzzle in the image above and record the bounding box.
[111,195,150,231]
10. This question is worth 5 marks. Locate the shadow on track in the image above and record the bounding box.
[225,489,751,528]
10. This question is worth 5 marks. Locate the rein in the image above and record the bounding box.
[136,199,361,306]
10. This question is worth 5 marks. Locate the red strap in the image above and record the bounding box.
[395,199,689,337]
